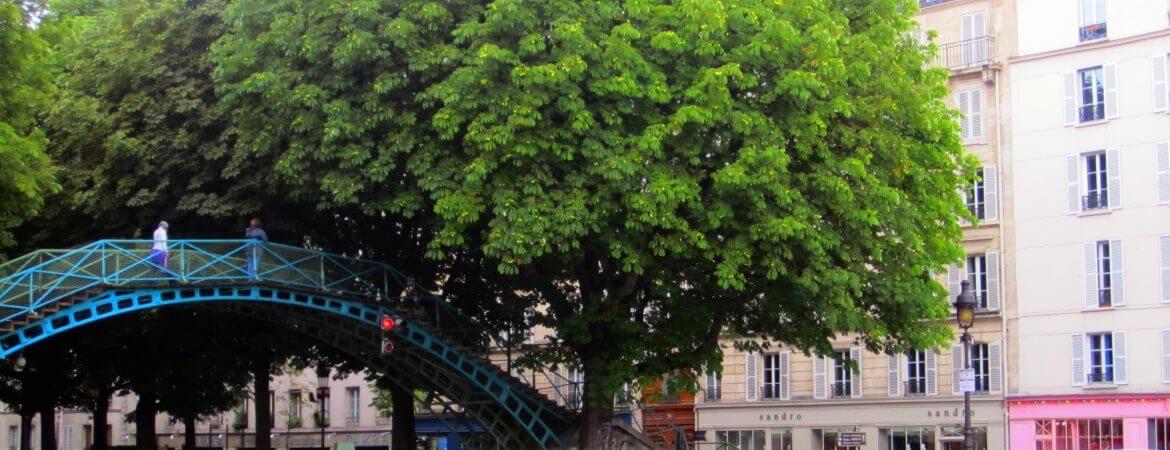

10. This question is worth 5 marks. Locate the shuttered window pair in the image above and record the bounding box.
[1066,150,1121,213]
[744,352,788,401]
[1064,65,1117,125]
[814,348,862,400]
[957,89,984,141]
[887,350,937,397]
[1083,240,1124,308]
[950,343,1002,394]
[1072,332,1127,386]
[964,166,999,222]
[947,253,1001,311]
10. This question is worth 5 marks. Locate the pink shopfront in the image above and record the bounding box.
[1008,394,1170,450]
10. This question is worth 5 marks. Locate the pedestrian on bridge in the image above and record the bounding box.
[150,221,169,277]
[245,218,268,280]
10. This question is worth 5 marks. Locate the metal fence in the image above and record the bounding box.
[934,36,996,72]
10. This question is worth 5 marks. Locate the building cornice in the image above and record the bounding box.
[695,395,1005,410]
[1010,28,1170,64]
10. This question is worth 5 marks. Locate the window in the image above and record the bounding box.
[714,430,765,450]
[1083,153,1109,210]
[566,367,583,408]
[1079,67,1106,122]
[1080,0,1107,41]
[8,426,17,450]
[771,429,793,450]
[62,425,72,450]
[763,354,782,399]
[1035,419,1123,450]
[971,343,990,393]
[1088,333,1114,383]
[960,12,988,67]
[967,254,988,309]
[958,89,983,140]
[1094,240,1113,307]
[288,390,302,427]
[882,427,936,450]
[905,351,927,395]
[705,370,722,401]
[1152,419,1170,450]
[832,350,852,398]
[966,169,985,220]
[268,391,275,428]
[817,429,860,450]
[346,387,360,424]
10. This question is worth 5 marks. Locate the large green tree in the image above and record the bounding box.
[0,0,58,253]
[215,0,974,444]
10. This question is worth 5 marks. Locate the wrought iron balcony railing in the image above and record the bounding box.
[934,36,996,72]
[1083,192,1109,211]
[829,382,852,398]
[1096,288,1112,307]
[1080,23,1107,42]
[904,380,928,396]
[761,385,784,400]
[704,388,721,401]
[1087,370,1113,384]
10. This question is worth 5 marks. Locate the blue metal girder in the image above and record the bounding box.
[0,284,568,449]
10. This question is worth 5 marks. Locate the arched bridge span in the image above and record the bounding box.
[0,240,575,449]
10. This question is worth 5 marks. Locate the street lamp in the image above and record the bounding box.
[315,366,330,450]
[954,280,978,450]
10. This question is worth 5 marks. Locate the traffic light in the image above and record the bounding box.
[381,338,394,355]
[379,314,402,332]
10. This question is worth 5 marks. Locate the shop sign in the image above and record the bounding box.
[837,432,866,446]
[927,408,974,418]
[758,412,803,423]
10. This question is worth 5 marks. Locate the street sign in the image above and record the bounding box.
[959,368,976,393]
[837,432,866,447]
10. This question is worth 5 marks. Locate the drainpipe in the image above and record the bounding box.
[992,55,1011,450]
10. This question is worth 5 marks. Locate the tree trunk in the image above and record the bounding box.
[183,415,197,450]
[135,391,158,450]
[389,383,415,450]
[252,357,272,450]
[20,413,34,450]
[93,389,112,450]
[38,404,56,450]
[577,357,610,450]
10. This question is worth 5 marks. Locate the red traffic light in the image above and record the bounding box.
[381,338,394,354]
[379,314,399,331]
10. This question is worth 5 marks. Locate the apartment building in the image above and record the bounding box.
[692,0,1015,449]
[1006,0,1170,448]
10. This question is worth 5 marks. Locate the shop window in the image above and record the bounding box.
[815,429,860,450]
[941,426,988,450]
[714,430,765,450]
[1151,418,1170,450]
[1034,419,1123,450]
[881,427,936,450]
[770,429,793,450]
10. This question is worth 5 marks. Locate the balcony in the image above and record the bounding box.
[1087,370,1113,384]
[704,388,721,402]
[829,382,852,399]
[1080,23,1107,42]
[1082,192,1109,211]
[1095,288,1112,308]
[904,380,928,397]
[935,36,997,73]
[761,385,784,400]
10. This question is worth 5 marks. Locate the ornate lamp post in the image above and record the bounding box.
[315,366,330,450]
[954,280,978,450]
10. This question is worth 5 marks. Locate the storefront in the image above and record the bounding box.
[1008,394,1170,450]
[694,398,1005,450]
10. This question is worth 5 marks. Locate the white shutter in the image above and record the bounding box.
[961,12,987,65]
[850,347,862,398]
[1161,236,1170,304]
[1084,242,1100,309]
[1109,240,1125,306]
[887,355,902,397]
[983,165,999,221]
[780,352,791,400]
[813,356,827,399]
[986,252,1000,311]
[745,352,758,401]
[1104,64,1119,119]
[926,350,938,396]
[1162,330,1170,383]
[1064,71,1078,125]
[1154,55,1169,112]
[1114,331,1128,385]
[971,90,984,139]
[1067,154,1082,214]
[1072,334,1086,386]
[1106,149,1121,210]
[989,342,1003,393]
[947,264,962,298]
[1157,142,1170,204]
[951,346,963,394]
[958,91,971,140]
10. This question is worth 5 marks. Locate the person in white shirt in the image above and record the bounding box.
[150,221,168,276]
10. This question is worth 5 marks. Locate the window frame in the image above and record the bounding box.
[966,254,989,309]
[832,350,852,398]
[905,350,927,395]
[1079,66,1106,123]
[971,343,991,393]
[1095,240,1113,307]
[1083,152,1109,210]
[705,370,722,401]
[1087,332,1115,384]
[966,168,986,220]
[346,387,360,424]
[762,353,782,399]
